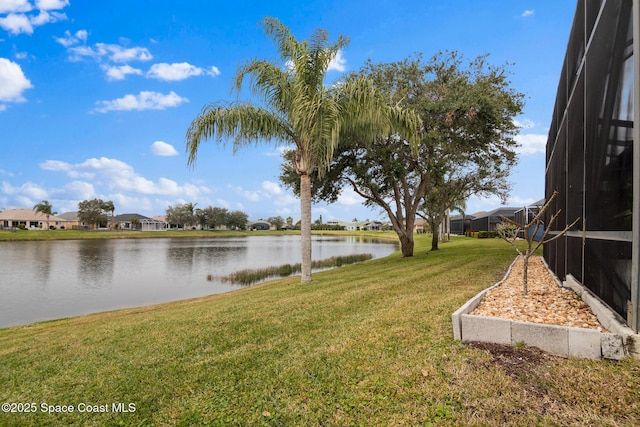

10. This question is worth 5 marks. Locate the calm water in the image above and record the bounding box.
[0,235,397,328]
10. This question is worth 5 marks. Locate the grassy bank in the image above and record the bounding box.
[1,236,638,426]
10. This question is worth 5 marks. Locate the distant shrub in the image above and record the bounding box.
[477,231,498,239]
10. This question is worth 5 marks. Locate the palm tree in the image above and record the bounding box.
[102,200,115,229]
[33,200,57,230]
[186,17,419,282]
[184,202,197,229]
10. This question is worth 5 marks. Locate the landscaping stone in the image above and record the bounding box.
[601,334,625,360]
[511,321,568,356]
[452,255,640,360]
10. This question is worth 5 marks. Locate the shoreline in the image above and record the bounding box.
[0,228,401,242]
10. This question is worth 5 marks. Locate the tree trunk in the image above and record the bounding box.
[300,173,313,283]
[522,253,529,296]
[431,228,439,251]
[398,232,414,257]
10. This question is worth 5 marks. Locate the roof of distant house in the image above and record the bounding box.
[57,212,79,221]
[115,213,151,221]
[0,208,68,222]
[115,213,167,223]
[472,207,519,219]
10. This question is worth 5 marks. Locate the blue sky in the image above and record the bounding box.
[0,0,576,222]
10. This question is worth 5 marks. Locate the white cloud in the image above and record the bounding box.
[151,140,179,157]
[328,49,346,72]
[0,0,68,35]
[514,118,535,129]
[104,43,152,62]
[57,34,219,84]
[102,64,143,81]
[522,10,534,17]
[58,180,95,200]
[68,43,152,63]
[40,156,210,199]
[228,184,260,202]
[263,145,291,157]
[1,180,48,200]
[336,187,364,206]
[261,180,282,196]
[0,9,66,35]
[0,12,32,34]
[464,194,539,215]
[41,157,127,179]
[260,180,297,206]
[54,29,88,47]
[35,0,69,10]
[146,62,221,81]
[3,157,221,215]
[94,91,188,113]
[284,59,295,72]
[0,57,33,104]
[109,194,156,213]
[515,133,547,155]
[0,0,32,14]
[216,198,230,209]
[30,9,66,26]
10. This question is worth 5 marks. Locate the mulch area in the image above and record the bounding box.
[471,255,605,331]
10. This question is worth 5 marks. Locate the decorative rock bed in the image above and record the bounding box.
[452,256,640,360]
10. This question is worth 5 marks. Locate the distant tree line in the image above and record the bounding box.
[166,203,249,230]
[69,198,291,232]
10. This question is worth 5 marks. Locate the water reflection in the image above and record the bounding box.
[165,240,248,276]
[76,240,115,290]
[0,235,397,328]
[32,241,54,285]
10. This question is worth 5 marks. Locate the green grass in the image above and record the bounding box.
[0,236,638,426]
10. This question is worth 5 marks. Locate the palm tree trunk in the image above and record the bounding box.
[300,173,312,283]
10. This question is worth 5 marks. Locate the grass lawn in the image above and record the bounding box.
[0,236,638,426]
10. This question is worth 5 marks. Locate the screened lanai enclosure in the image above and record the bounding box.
[544,0,640,332]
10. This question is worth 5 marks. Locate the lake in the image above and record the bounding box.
[0,235,398,328]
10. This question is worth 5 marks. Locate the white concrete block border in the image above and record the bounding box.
[452,257,640,360]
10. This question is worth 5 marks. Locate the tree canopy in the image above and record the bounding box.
[77,199,110,228]
[281,52,524,256]
[186,17,419,281]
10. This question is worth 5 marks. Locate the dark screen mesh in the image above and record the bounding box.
[584,239,631,318]
[544,0,633,322]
